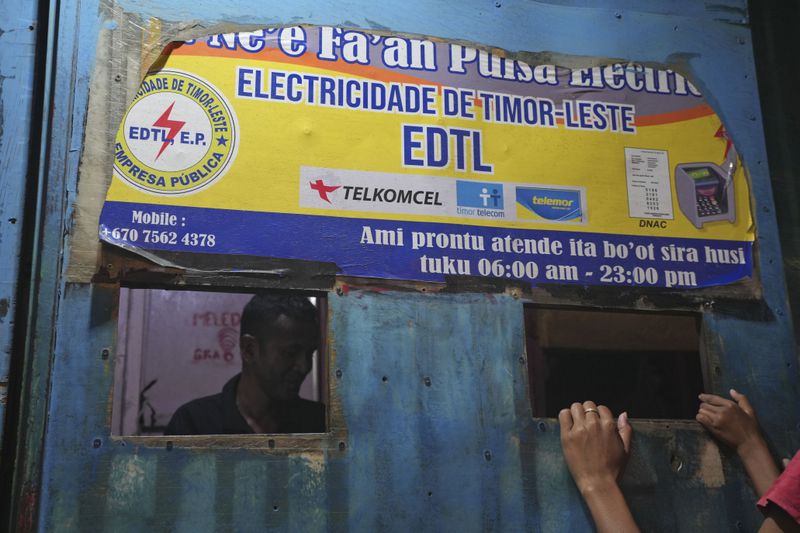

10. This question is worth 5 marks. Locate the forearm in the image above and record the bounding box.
[759,507,800,533]
[580,479,640,533]
[738,437,780,497]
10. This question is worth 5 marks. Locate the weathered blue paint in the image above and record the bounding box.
[3,0,106,527]
[333,292,530,531]
[0,0,40,449]
[3,0,798,531]
[34,286,767,531]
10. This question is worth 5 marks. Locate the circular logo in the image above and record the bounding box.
[113,69,238,195]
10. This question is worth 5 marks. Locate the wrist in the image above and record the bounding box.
[578,478,639,533]
[578,475,620,498]
[736,434,768,461]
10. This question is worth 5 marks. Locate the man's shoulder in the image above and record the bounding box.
[177,392,226,415]
[164,391,226,435]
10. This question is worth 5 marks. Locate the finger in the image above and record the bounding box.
[698,393,733,407]
[598,404,613,423]
[730,389,754,415]
[570,402,586,427]
[697,406,720,422]
[698,401,723,413]
[617,412,633,454]
[558,408,574,437]
[696,412,712,428]
[582,400,600,425]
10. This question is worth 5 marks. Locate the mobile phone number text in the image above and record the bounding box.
[104,227,216,248]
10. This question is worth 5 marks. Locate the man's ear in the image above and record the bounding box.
[240,334,259,365]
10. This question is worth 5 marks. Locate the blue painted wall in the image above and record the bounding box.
[3,0,798,531]
[34,287,771,531]
[0,0,40,449]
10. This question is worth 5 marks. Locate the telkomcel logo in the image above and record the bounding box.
[516,186,585,222]
[456,180,505,218]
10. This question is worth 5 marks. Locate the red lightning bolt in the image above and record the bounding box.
[152,102,185,160]
[714,124,733,158]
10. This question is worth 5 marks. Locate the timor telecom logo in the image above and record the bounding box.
[114,69,238,195]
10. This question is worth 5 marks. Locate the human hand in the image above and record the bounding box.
[559,401,633,494]
[696,389,762,454]
[697,389,779,497]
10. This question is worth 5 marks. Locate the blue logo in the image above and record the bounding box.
[456,180,504,210]
[516,187,584,222]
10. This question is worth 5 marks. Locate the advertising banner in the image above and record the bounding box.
[100,26,754,288]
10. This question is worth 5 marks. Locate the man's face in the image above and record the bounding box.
[248,314,319,401]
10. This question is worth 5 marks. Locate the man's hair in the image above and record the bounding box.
[240,293,318,341]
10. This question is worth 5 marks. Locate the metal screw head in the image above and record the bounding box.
[670,454,684,473]
[335,369,343,379]
[423,377,431,387]
[483,450,492,461]
[101,349,110,360]
[93,439,102,448]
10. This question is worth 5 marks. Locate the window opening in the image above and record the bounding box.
[111,288,327,435]
[524,307,702,419]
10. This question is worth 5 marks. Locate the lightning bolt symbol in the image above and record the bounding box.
[152,102,185,160]
[714,124,733,159]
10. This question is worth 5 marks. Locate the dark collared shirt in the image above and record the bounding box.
[164,374,325,435]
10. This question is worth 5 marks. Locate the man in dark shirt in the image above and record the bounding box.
[165,294,325,435]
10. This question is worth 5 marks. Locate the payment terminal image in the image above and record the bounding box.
[674,146,737,229]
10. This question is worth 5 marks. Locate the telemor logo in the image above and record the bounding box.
[515,186,586,223]
[114,69,239,195]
